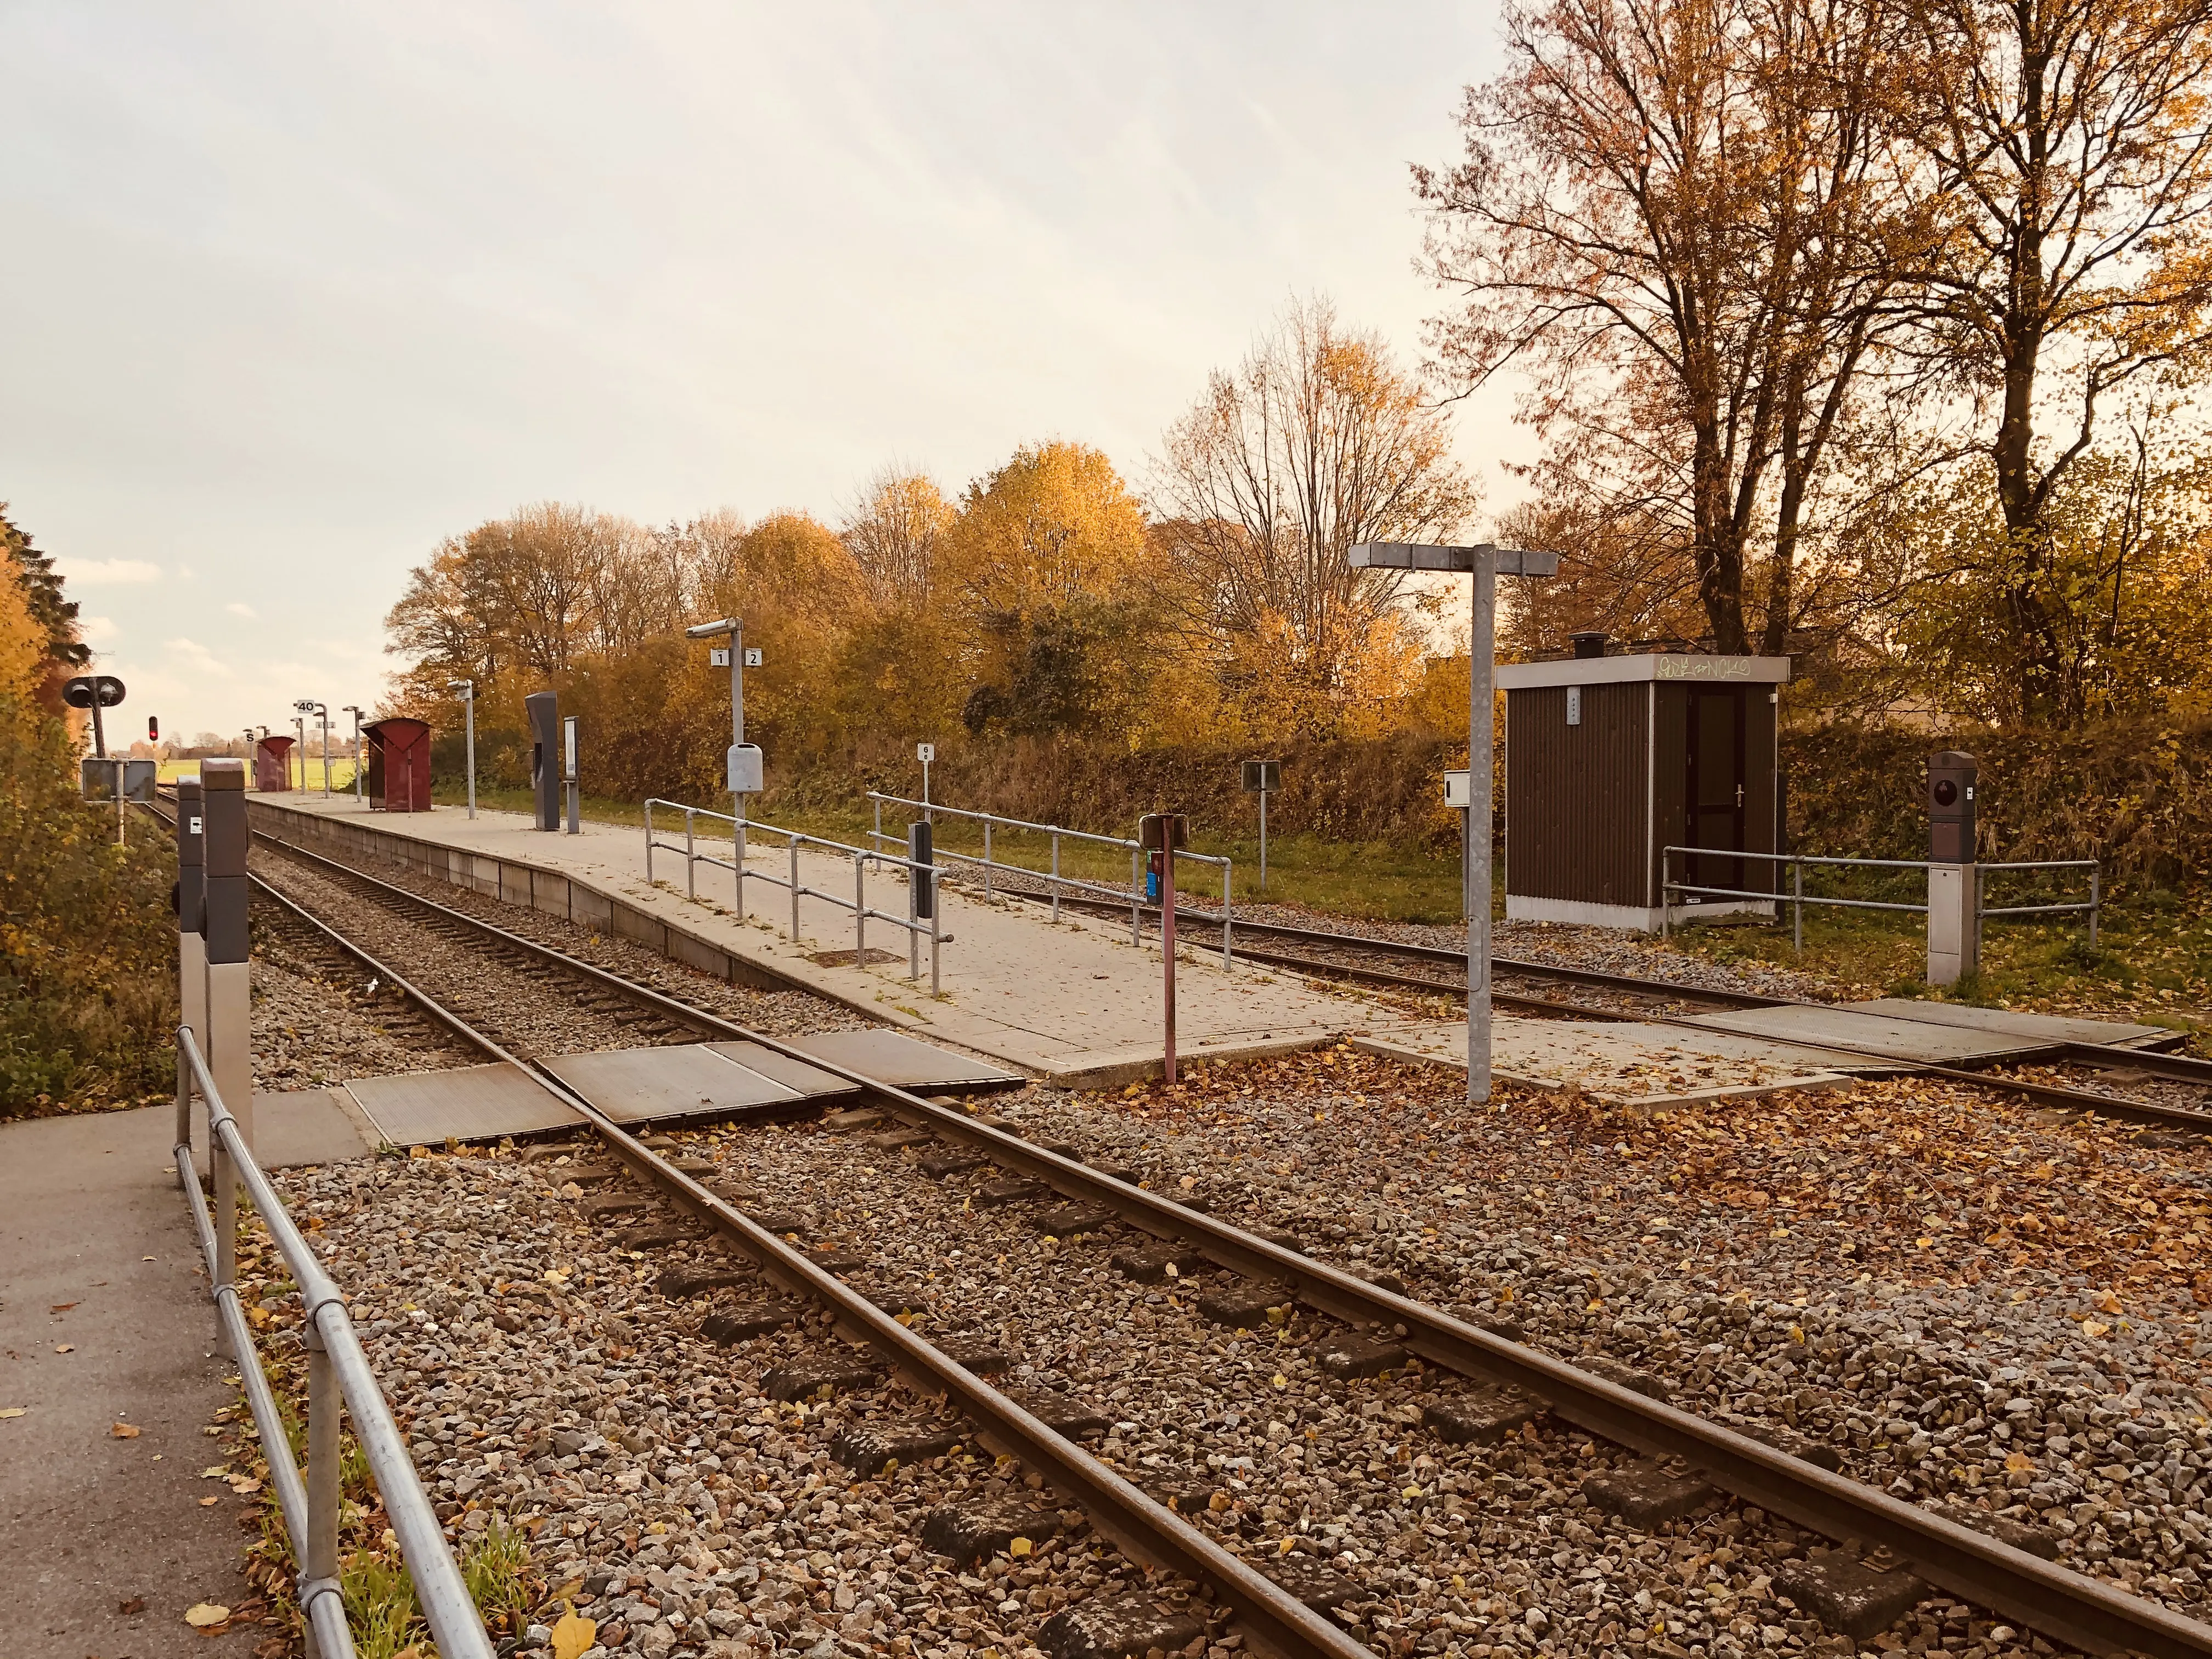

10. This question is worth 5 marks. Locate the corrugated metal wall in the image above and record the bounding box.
[1505,682,1650,906]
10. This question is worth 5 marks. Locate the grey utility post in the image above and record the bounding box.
[342,706,364,803]
[447,680,477,819]
[917,742,935,814]
[687,619,764,907]
[563,715,580,834]
[292,713,306,792]
[1350,543,1558,1107]
[176,775,207,1053]
[201,758,252,1156]
[1926,751,1979,986]
[1241,760,1280,893]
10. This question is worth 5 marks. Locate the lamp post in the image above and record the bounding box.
[291,712,307,792]
[686,619,760,911]
[1348,543,1557,1106]
[341,706,364,802]
[295,700,329,798]
[445,681,476,819]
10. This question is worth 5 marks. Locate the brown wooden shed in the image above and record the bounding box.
[1498,648,1790,931]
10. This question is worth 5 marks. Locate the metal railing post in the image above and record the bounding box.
[685,809,696,900]
[645,801,654,884]
[983,820,993,900]
[1221,859,1233,969]
[735,814,746,915]
[1131,848,1142,944]
[2090,866,2101,947]
[1660,848,1671,939]
[790,840,802,944]
[874,797,882,851]
[302,1318,342,1659]
[854,853,866,961]
[1051,832,1061,924]
[1792,857,1803,955]
[907,852,919,981]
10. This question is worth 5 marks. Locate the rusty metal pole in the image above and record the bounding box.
[1161,837,1177,1085]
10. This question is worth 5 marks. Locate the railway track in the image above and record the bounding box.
[996,880,2212,1135]
[150,802,2212,1657]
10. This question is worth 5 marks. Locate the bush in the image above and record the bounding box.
[0,696,177,1115]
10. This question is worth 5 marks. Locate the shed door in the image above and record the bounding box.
[1684,686,1746,894]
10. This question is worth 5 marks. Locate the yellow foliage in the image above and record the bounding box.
[0,565,44,704]
[939,442,1154,620]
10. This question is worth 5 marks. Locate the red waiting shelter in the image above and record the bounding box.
[253,735,294,793]
[364,717,432,812]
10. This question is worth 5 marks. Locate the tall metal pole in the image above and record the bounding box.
[319,706,330,799]
[1259,787,1268,895]
[1469,553,1495,1107]
[294,716,306,792]
[1161,840,1178,1085]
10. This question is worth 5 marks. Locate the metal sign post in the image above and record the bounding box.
[1139,813,1188,1084]
[917,742,936,812]
[563,715,580,834]
[1240,760,1280,893]
[1351,544,1557,1106]
[689,619,762,907]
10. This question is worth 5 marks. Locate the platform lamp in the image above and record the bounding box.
[1348,542,1559,1107]
[291,709,307,792]
[685,618,763,911]
[341,705,364,802]
[445,680,476,819]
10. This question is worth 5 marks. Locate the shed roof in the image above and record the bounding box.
[1497,652,1791,690]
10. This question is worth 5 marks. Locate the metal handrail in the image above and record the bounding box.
[865,792,1235,970]
[645,799,943,992]
[173,1026,494,1659]
[1662,846,2100,953]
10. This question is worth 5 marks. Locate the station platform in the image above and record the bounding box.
[247,794,1421,1089]
[1,1107,271,1655]
[240,794,1893,1108]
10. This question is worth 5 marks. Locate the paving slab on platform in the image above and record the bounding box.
[1843,998,2174,1050]
[1358,1017,1854,1108]
[543,1044,806,1124]
[344,1062,583,1145]
[704,1040,864,1101]
[783,1028,1025,1093]
[188,1087,380,1175]
[1676,1003,2081,1065]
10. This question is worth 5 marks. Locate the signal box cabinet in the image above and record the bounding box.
[253,735,294,793]
[1496,653,1790,932]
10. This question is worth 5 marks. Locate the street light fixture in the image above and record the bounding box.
[341,706,365,803]
[684,619,761,795]
[445,680,476,819]
[1347,542,1558,1107]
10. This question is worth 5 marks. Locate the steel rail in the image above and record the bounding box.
[236,819,2212,1657]
[239,841,1369,1659]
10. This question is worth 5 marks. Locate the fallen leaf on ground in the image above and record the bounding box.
[110,1422,141,1438]
[2081,1319,2111,1339]
[184,1602,231,1629]
[49,1302,78,1313]
[119,1596,145,1614]
[0,1408,25,1419]
[54,1344,74,1353]
[200,1496,220,1507]
[200,1465,228,1478]
[549,1610,597,1659]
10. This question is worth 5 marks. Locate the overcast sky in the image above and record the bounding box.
[1,3,1525,740]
